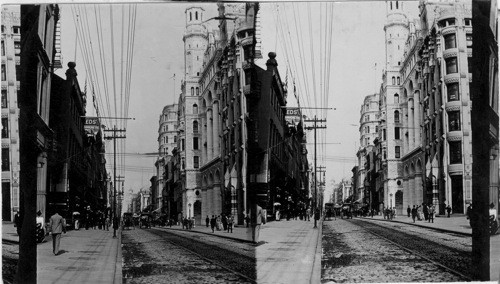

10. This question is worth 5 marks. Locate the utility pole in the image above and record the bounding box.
[104,125,126,238]
[305,116,326,229]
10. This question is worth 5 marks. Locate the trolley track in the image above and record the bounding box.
[348,218,473,280]
[322,218,472,283]
[122,227,255,283]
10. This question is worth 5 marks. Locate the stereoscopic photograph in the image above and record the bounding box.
[1,0,498,283]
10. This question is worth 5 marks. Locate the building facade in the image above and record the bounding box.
[370,0,473,215]
[1,6,21,221]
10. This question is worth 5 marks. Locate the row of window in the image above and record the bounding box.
[444,33,472,50]
[1,118,8,138]
[0,25,20,34]
[180,156,200,170]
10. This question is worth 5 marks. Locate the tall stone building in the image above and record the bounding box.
[371,0,473,215]
[155,104,178,212]
[1,6,21,221]
[356,93,379,205]
[378,0,410,212]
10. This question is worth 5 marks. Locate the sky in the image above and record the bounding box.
[51,1,420,208]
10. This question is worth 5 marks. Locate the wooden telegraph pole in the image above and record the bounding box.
[104,125,126,238]
[305,116,327,229]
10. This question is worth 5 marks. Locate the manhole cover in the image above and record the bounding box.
[68,257,96,260]
[55,266,90,271]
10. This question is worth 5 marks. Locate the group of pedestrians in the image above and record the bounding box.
[206,214,234,233]
[408,203,437,223]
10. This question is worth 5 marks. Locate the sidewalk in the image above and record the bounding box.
[37,228,122,284]
[2,222,19,243]
[256,219,321,284]
[156,223,253,243]
[358,213,499,281]
[360,213,472,235]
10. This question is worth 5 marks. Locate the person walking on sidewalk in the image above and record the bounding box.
[227,214,234,233]
[411,205,417,223]
[407,206,411,218]
[210,215,216,233]
[446,205,452,217]
[423,203,429,221]
[49,211,66,255]
[251,202,265,244]
[205,215,210,227]
[222,214,228,231]
[14,210,22,236]
[428,204,435,223]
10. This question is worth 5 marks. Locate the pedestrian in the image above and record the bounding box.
[222,214,228,231]
[423,203,429,221]
[251,202,265,244]
[205,215,210,227]
[14,210,22,236]
[306,208,311,221]
[411,205,417,223]
[216,215,222,231]
[428,204,435,223]
[446,205,452,217]
[245,214,250,227]
[210,215,216,233]
[227,214,234,233]
[49,210,67,255]
[407,205,411,218]
[466,203,472,220]
[370,209,374,218]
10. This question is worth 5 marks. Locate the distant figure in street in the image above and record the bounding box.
[205,215,210,227]
[14,210,22,236]
[446,205,452,217]
[276,210,281,221]
[227,214,234,233]
[411,205,418,223]
[407,206,411,218]
[210,215,216,233]
[251,203,265,244]
[49,211,66,255]
[245,214,250,227]
[428,204,435,223]
[306,208,311,221]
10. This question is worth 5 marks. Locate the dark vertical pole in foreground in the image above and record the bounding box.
[113,125,117,238]
[471,0,492,280]
[314,116,317,229]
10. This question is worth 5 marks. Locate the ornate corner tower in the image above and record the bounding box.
[384,1,409,69]
[183,7,208,79]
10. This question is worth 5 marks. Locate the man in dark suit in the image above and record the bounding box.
[49,211,66,255]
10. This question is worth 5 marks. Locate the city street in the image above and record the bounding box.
[121,226,256,283]
[321,215,498,283]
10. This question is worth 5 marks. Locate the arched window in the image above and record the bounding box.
[191,87,194,96]
[396,1,398,9]
[397,77,400,85]
[392,77,396,85]
[196,87,199,96]
[195,11,198,20]
[394,94,400,104]
[165,136,169,143]
[394,110,400,123]
[390,2,392,9]
[193,104,198,114]
[193,120,199,133]
[190,12,192,21]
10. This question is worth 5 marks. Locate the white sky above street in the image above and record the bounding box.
[47,1,419,207]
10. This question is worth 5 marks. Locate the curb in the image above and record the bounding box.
[359,216,472,236]
[114,229,123,284]
[2,238,18,245]
[155,226,255,244]
[310,220,322,284]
